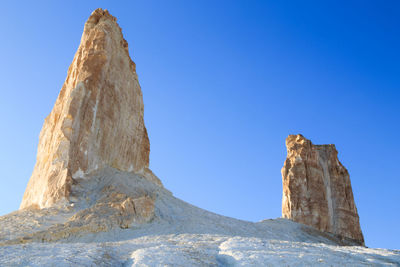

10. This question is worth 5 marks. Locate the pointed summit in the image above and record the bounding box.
[20,8,161,209]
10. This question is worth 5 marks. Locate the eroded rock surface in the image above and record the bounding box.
[281,134,364,245]
[5,169,159,244]
[20,8,161,210]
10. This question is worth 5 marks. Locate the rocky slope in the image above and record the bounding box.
[1,169,399,266]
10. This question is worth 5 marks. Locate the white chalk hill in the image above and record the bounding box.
[1,168,399,266]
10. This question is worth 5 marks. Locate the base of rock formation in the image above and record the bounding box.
[3,168,164,245]
[1,168,399,265]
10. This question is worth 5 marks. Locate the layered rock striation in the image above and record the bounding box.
[281,134,364,245]
[20,8,161,210]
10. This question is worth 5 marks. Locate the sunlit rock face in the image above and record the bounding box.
[20,8,161,210]
[281,134,364,245]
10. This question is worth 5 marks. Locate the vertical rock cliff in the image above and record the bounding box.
[20,8,160,210]
[281,134,364,245]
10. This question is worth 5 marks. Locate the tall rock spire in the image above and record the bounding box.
[20,9,154,209]
[281,134,364,245]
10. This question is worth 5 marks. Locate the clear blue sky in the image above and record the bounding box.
[0,1,399,249]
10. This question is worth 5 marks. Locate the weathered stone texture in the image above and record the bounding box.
[20,8,159,209]
[281,134,364,245]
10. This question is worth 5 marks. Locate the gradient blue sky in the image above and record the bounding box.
[0,1,399,249]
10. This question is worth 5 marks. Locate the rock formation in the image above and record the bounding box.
[20,8,161,210]
[281,134,364,245]
[9,8,371,256]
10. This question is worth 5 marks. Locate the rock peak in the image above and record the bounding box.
[20,9,161,210]
[281,134,364,245]
[84,9,120,38]
[88,8,115,22]
[285,134,336,151]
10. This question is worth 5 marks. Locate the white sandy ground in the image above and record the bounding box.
[1,234,399,266]
[0,168,399,266]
